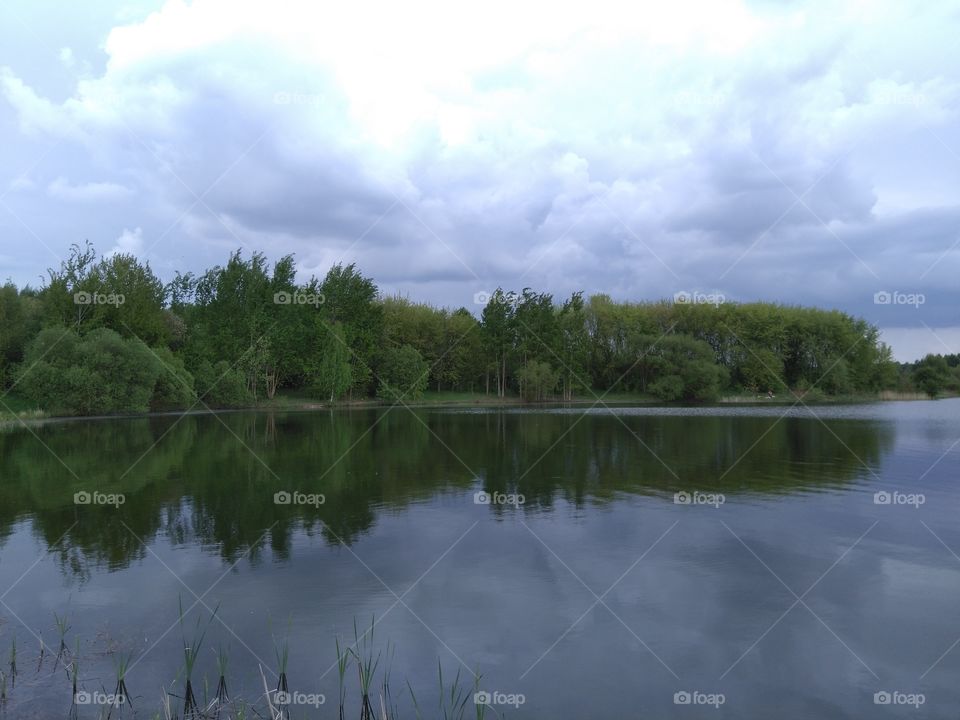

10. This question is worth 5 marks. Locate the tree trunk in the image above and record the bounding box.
[501,355,506,398]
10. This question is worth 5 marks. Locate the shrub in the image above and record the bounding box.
[516,360,559,401]
[18,326,161,415]
[377,344,428,403]
[150,347,196,411]
[193,360,252,408]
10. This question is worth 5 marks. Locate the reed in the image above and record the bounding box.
[107,650,133,719]
[5,608,495,720]
[178,597,218,719]
[7,636,15,688]
[213,644,230,710]
[53,611,71,672]
[350,617,381,720]
[271,622,290,720]
[380,640,399,720]
[437,662,470,720]
[68,639,80,720]
[334,635,352,720]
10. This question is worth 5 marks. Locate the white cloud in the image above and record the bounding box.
[7,176,35,192]
[47,176,134,201]
[107,226,145,257]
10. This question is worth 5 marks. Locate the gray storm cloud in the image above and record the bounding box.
[0,0,958,360]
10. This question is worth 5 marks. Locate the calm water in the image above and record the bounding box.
[0,400,958,718]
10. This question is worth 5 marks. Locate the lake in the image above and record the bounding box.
[0,399,958,718]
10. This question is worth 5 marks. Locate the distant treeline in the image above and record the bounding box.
[0,243,954,415]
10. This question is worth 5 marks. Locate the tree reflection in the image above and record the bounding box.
[0,408,894,575]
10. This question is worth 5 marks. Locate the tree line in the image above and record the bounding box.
[0,242,952,416]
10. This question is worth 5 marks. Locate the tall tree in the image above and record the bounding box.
[319,264,382,396]
[480,289,515,397]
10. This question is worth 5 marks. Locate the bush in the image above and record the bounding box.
[737,347,787,394]
[193,360,252,408]
[516,360,559,401]
[914,355,951,398]
[649,374,685,401]
[18,326,161,415]
[817,357,853,395]
[150,347,196,411]
[377,344,428,403]
[639,335,726,402]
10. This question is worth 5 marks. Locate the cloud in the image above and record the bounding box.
[0,0,959,360]
[107,226,145,257]
[47,176,134,201]
[6,176,35,193]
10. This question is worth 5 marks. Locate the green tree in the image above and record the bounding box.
[480,289,515,397]
[320,264,382,396]
[738,347,787,394]
[149,346,196,411]
[377,344,428,403]
[516,360,559,401]
[0,282,41,387]
[635,335,726,402]
[312,322,353,402]
[914,354,951,398]
[41,243,168,346]
[557,292,590,400]
[193,359,252,408]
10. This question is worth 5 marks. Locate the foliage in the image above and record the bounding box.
[149,346,196,411]
[0,244,911,414]
[312,322,353,402]
[0,281,41,387]
[320,263,383,395]
[17,326,161,415]
[193,360,252,408]
[913,354,952,398]
[515,360,560,401]
[42,242,168,345]
[377,344,429,403]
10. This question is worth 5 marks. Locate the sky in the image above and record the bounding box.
[0,0,958,361]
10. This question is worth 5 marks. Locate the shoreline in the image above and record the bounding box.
[1,390,951,426]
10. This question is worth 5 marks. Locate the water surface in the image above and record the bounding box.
[0,400,958,718]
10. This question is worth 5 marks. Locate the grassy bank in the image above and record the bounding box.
[0,393,47,423]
